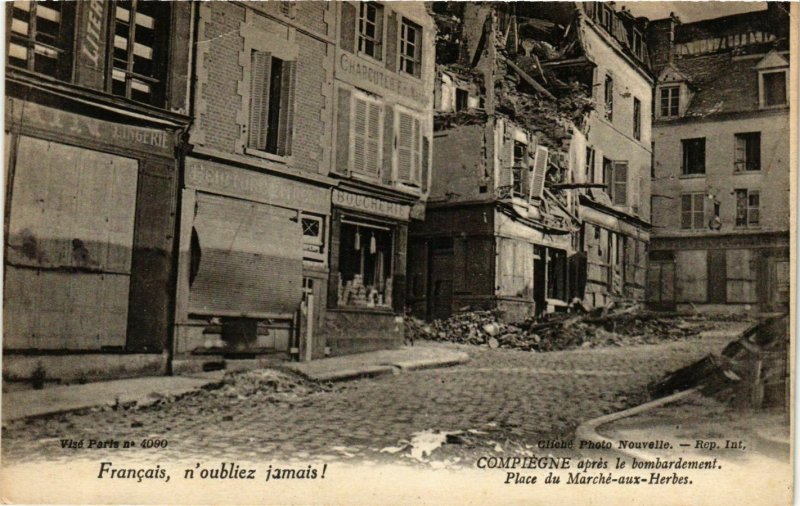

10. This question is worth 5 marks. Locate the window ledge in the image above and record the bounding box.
[733,169,762,175]
[759,104,789,110]
[328,306,395,315]
[244,148,290,164]
[679,173,706,179]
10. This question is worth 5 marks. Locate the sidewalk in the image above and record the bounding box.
[1,374,224,423]
[2,344,469,423]
[284,343,470,382]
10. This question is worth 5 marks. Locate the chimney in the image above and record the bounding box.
[647,13,681,70]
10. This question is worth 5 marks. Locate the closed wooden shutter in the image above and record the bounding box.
[612,161,628,206]
[5,137,138,350]
[530,145,548,198]
[189,193,303,317]
[385,10,398,71]
[340,2,356,53]
[277,60,296,156]
[248,51,272,150]
[366,101,381,175]
[397,111,413,182]
[335,87,351,175]
[352,98,368,173]
[422,136,430,192]
[382,104,394,184]
[412,118,421,184]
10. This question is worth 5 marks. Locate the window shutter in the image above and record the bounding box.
[335,87,351,175]
[352,98,368,174]
[529,145,548,198]
[382,104,394,184]
[277,60,296,156]
[366,101,381,175]
[422,136,430,192]
[413,118,421,184]
[631,167,640,214]
[249,51,272,150]
[397,111,413,182]
[340,2,356,53]
[385,10,398,71]
[612,161,628,206]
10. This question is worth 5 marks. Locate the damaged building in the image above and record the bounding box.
[647,4,791,312]
[408,2,653,322]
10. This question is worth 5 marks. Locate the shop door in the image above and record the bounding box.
[707,249,727,304]
[646,261,675,310]
[5,136,138,349]
[428,242,453,321]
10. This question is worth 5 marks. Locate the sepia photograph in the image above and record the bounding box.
[0,1,794,504]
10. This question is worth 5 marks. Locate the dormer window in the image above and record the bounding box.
[660,86,680,118]
[760,70,787,108]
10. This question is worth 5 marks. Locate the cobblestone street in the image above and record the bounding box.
[1,334,735,467]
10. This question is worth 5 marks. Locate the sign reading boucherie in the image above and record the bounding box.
[333,189,410,221]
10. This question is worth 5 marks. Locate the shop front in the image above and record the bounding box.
[4,96,185,383]
[173,158,331,369]
[324,189,411,355]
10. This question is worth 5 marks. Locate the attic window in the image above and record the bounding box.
[760,70,787,108]
[660,86,679,118]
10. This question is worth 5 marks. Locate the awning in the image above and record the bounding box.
[188,193,303,318]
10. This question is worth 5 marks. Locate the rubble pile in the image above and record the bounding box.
[406,307,732,353]
[207,369,328,404]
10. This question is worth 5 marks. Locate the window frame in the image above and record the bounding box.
[735,189,760,228]
[659,85,680,118]
[107,0,171,107]
[680,192,706,230]
[604,73,614,121]
[759,69,788,108]
[7,1,75,80]
[357,2,384,62]
[734,132,761,172]
[300,213,326,263]
[681,137,706,176]
[585,146,595,183]
[633,97,641,141]
[512,140,528,197]
[247,51,296,158]
[399,17,422,78]
[336,217,395,309]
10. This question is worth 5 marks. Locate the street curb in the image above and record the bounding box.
[389,355,470,371]
[574,388,699,462]
[285,365,398,383]
[1,376,225,424]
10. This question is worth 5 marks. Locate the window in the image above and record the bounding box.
[546,248,567,301]
[7,1,75,79]
[248,52,297,156]
[735,190,760,227]
[585,146,595,183]
[601,5,613,31]
[110,0,170,105]
[399,18,422,77]
[633,97,641,141]
[337,220,393,308]
[681,138,706,175]
[734,132,761,172]
[604,74,614,121]
[660,86,679,117]
[358,2,383,61]
[455,88,468,111]
[612,161,628,206]
[631,29,644,60]
[396,109,423,185]
[681,193,705,230]
[301,214,325,261]
[761,71,787,107]
[512,141,527,197]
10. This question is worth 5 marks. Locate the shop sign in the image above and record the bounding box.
[7,98,173,155]
[186,160,330,215]
[333,189,410,221]
[75,0,108,88]
[337,49,427,106]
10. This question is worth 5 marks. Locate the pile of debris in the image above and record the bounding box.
[405,305,729,353]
